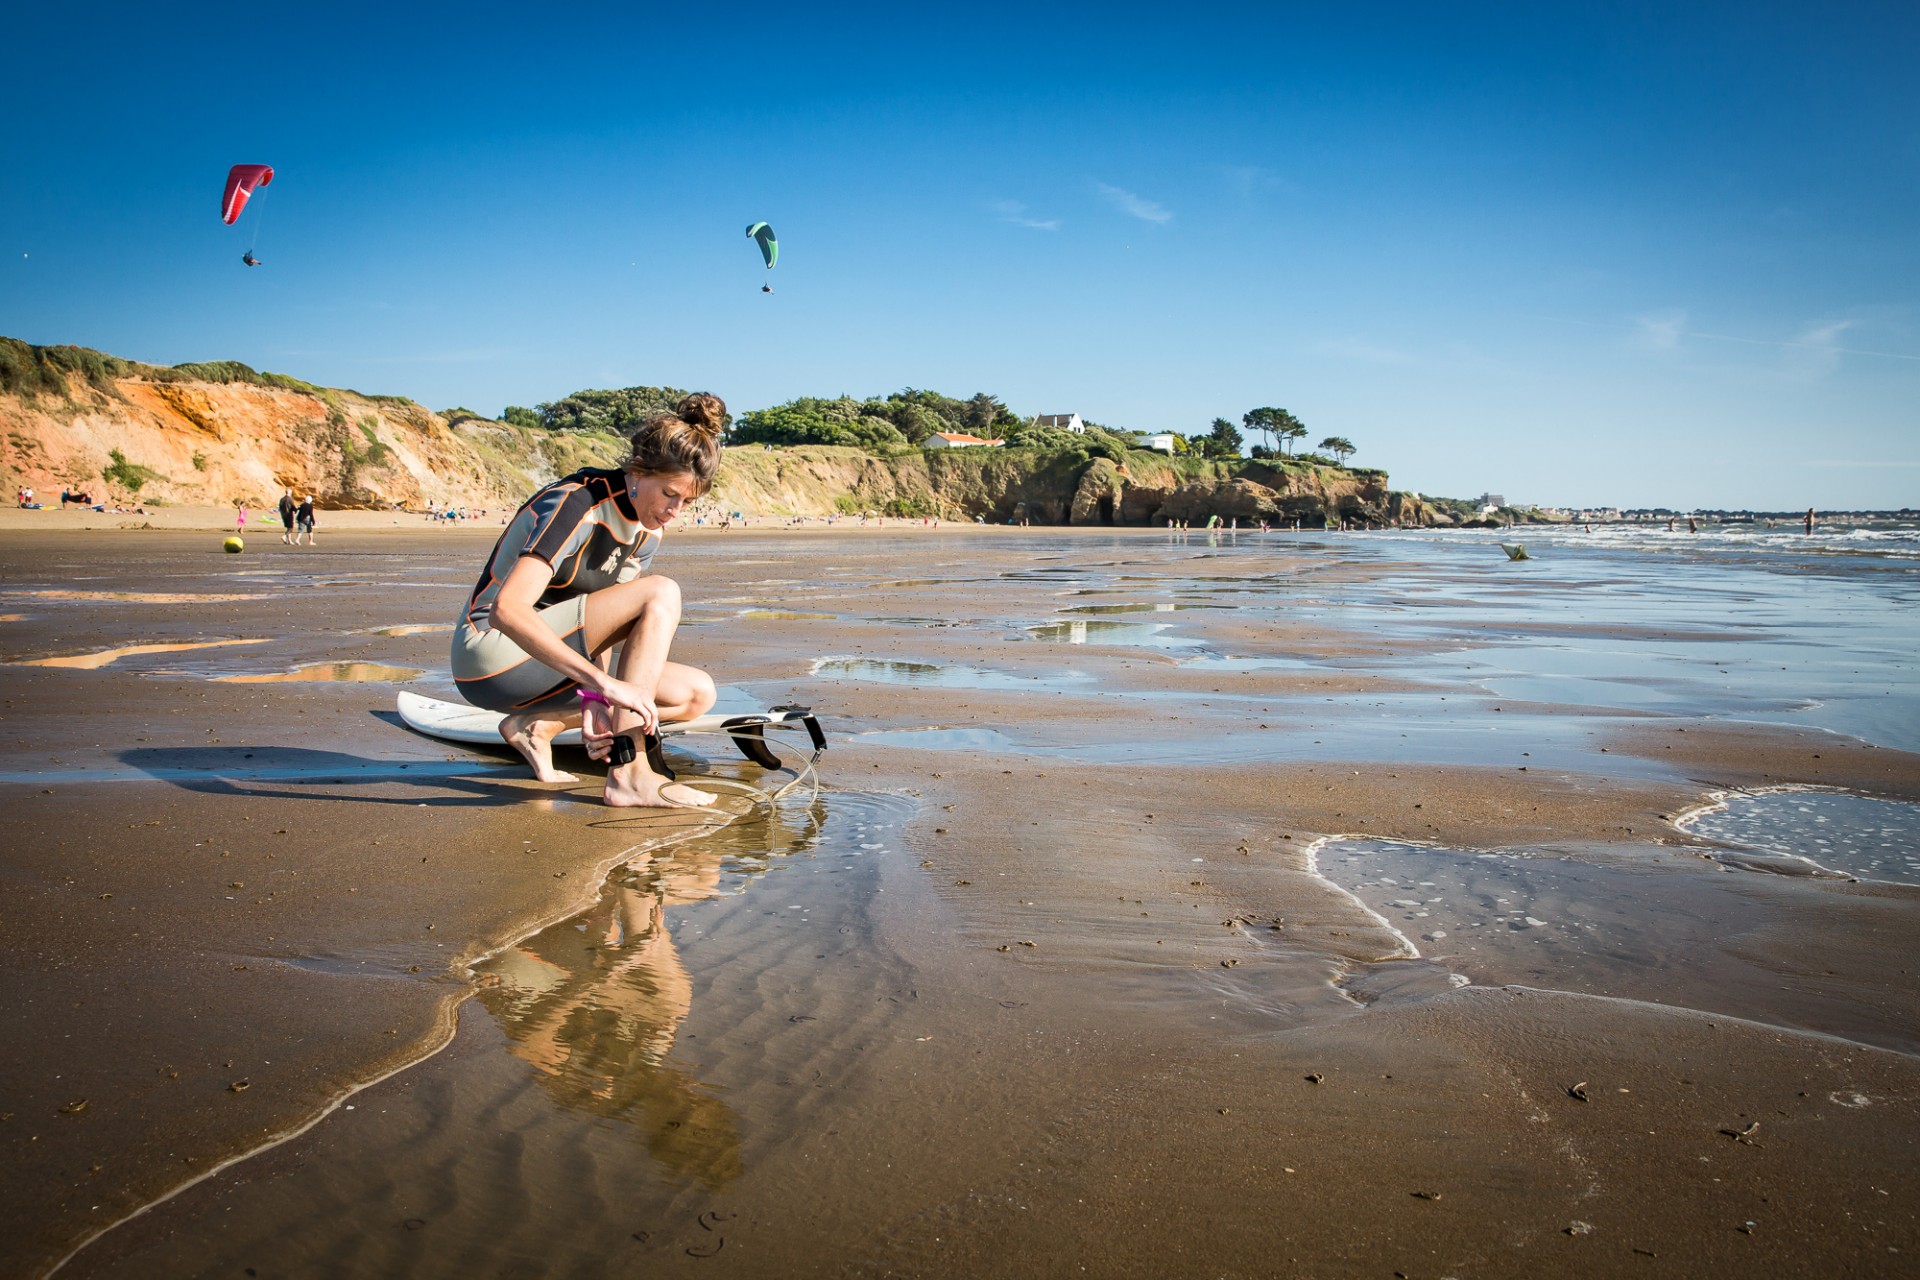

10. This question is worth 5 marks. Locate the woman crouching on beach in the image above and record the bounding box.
[451,393,725,807]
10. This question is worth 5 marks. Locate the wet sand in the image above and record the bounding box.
[2,525,1916,1276]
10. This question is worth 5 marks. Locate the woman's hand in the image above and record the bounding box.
[580,695,618,760]
[581,675,659,760]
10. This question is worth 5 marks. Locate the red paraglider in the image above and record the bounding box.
[221,164,274,225]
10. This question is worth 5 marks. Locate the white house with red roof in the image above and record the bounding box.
[922,431,1006,449]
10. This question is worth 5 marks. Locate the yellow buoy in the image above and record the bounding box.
[223,536,244,554]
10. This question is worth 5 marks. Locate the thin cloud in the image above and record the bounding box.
[1222,165,1291,199]
[1095,182,1172,224]
[988,199,1060,231]
[1633,310,1686,350]
[1606,314,1918,363]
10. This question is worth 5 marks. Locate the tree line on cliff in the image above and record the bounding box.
[502,381,1366,472]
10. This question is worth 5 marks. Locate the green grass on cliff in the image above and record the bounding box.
[0,337,415,408]
[0,339,137,399]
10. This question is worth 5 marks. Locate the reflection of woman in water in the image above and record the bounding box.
[453,394,726,808]
[476,848,743,1189]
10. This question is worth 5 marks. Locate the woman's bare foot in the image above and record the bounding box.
[604,762,715,808]
[499,711,576,783]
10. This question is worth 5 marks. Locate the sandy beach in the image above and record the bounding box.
[3,521,1917,1277]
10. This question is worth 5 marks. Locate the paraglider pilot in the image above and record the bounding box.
[242,252,261,267]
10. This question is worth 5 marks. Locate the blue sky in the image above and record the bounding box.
[4,1,1915,509]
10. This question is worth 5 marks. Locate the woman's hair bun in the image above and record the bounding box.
[625,392,727,491]
[675,392,726,438]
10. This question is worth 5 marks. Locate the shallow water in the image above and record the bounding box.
[855,693,1677,777]
[1024,619,1204,648]
[1685,790,1920,885]
[1314,836,1918,1054]
[79,790,924,1276]
[971,526,1920,753]
[810,656,1091,690]
[1058,602,1228,615]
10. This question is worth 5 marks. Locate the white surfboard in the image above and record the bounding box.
[396,690,823,770]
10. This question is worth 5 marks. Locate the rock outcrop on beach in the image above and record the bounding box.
[1,338,1435,525]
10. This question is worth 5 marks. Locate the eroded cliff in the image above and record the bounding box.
[2,340,1434,526]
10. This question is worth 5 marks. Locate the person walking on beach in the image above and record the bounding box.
[294,495,316,545]
[451,392,726,808]
[278,489,296,543]
[237,504,248,533]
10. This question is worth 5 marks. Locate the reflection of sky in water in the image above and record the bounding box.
[1026,619,1204,648]
[1102,528,1917,753]
[1058,602,1229,615]
[854,703,1672,776]
[810,657,1092,689]
[1685,791,1920,885]
[1179,655,1320,672]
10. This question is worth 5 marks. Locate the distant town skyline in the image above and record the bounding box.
[4,1,1914,509]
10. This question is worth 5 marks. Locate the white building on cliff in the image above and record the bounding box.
[923,431,1005,449]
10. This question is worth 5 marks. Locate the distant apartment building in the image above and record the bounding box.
[922,431,1005,449]
[1479,492,1506,509]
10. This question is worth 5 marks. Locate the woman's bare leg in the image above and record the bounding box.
[582,575,717,808]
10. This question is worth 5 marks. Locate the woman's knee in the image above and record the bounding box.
[637,574,682,609]
[684,666,717,714]
[658,664,716,717]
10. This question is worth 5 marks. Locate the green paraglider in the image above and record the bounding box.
[746,222,778,270]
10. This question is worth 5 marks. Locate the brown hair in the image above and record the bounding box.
[623,392,726,493]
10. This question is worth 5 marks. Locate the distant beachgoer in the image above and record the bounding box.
[1805,507,1816,535]
[1687,517,1697,533]
[452,392,726,808]
[237,505,248,532]
[278,489,296,543]
[295,495,316,545]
